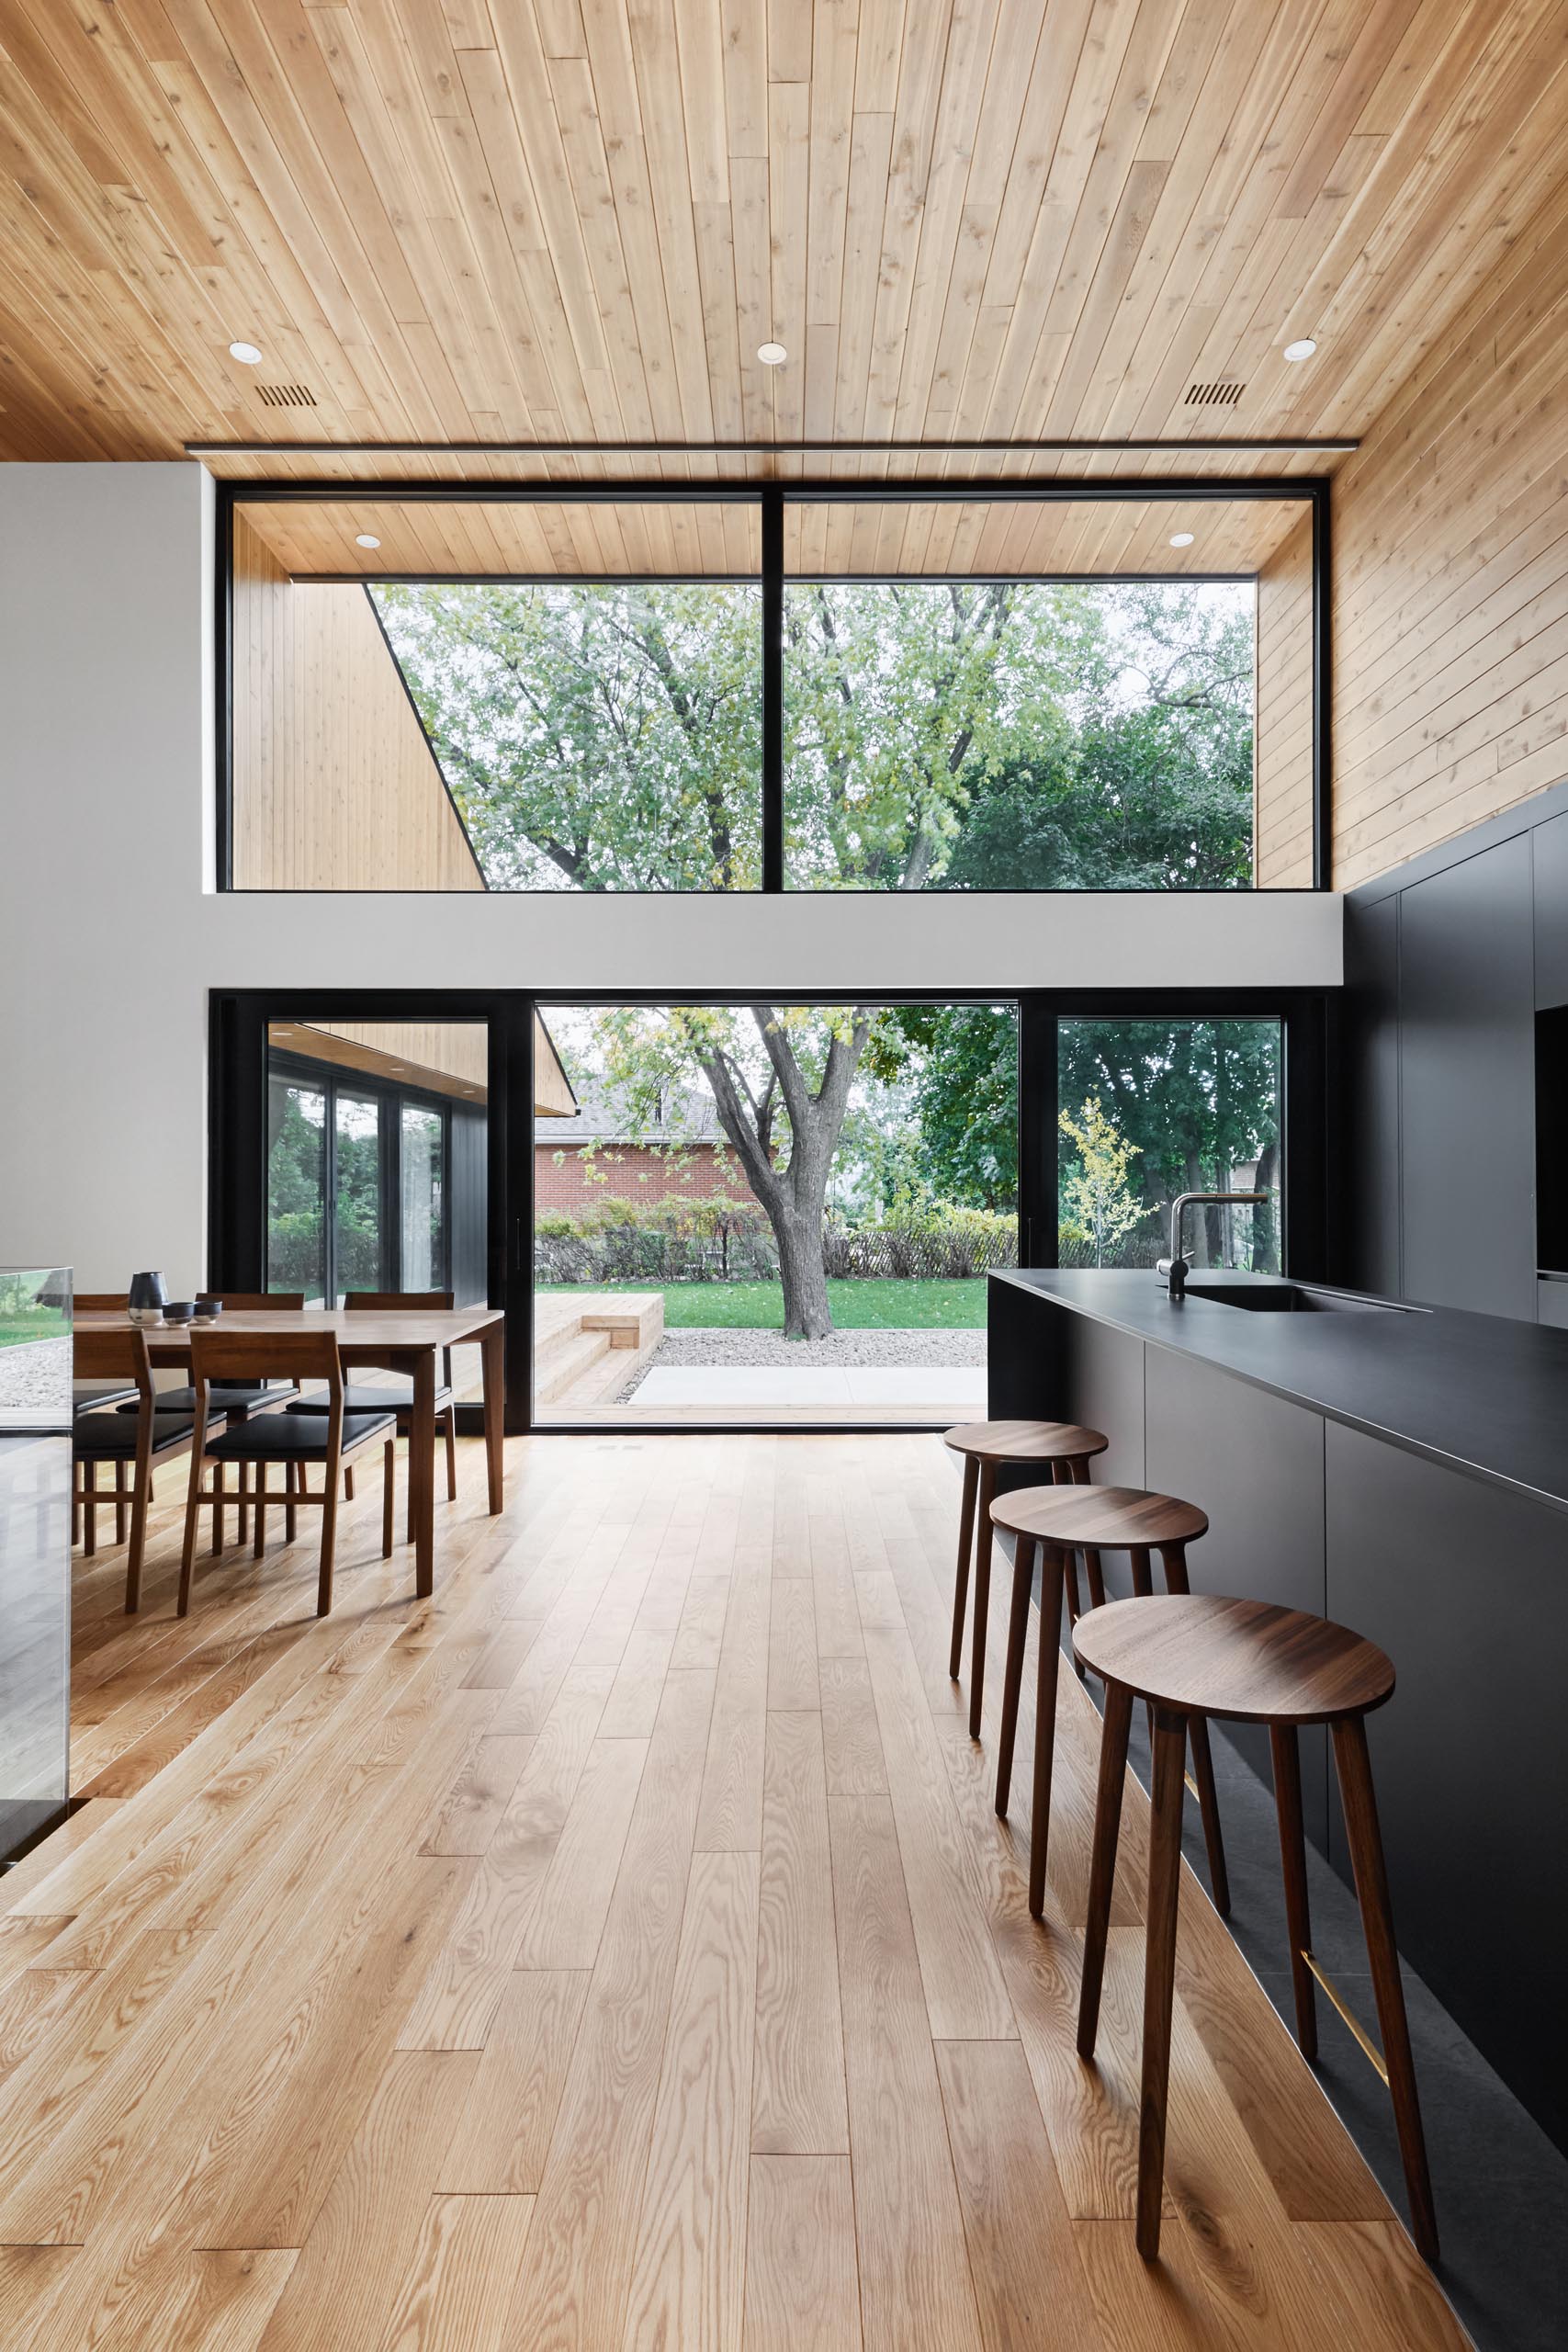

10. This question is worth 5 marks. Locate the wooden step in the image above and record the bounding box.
[532,1326,613,1404]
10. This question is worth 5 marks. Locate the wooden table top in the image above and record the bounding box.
[75,1306,503,1350]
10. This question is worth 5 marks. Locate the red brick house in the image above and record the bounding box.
[535,1083,763,1214]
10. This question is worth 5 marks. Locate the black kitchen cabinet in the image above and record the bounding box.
[1399,834,1536,1318]
[1533,808,1568,1009]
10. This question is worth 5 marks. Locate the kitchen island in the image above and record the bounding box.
[989,1266,1568,2151]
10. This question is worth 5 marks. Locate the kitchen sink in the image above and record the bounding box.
[1180,1280,1426,1315]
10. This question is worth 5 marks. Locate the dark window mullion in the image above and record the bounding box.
[761,487,784,892]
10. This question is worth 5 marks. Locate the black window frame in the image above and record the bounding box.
[215,475,1332,897]
[213,985,1332,1437]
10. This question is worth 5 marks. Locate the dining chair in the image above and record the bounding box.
[285,1290,460,1531]
[178,1327,397,1618]
[73,1325,226,1611]
[72,1295,139,1429]
[114,1291,306,1548]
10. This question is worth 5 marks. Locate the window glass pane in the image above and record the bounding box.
[333,1093,385,1299]
[266,1075,328,1304]
[230,498,761,893]
[782,498,1310,891]
[1056,1018,1282,1271]
[401,1105,446,1291]
[532,1001,1017,1428]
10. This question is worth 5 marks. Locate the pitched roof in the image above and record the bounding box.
[534,1080,726,1150]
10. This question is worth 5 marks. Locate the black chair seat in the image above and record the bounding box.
[117,1383,299,1420]
[75,1410,223,1460]
[287,1383,453,1417]
[209,1410,396,1462]
[74,1382,136,1416]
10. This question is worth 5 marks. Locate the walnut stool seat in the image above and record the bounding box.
[1073,1594,1436,2267]
[943,1419,1108,1739]
[987,1484,1227,1922]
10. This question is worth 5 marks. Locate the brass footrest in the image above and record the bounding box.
[1302,1949,1389,2086]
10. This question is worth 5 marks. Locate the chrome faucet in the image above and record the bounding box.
[1157,1192,1269,1299]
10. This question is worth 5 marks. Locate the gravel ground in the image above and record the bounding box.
[0,1336,71,1420]
[619,1324,985,1399]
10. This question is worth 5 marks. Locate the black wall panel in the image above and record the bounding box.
[1533,808,1568,1009]
[1340,892,1403,1297]
[1397,834,1536,1318]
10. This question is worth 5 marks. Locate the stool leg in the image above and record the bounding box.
[1332,1714,1438,2265]
[1137,1704,1188,2262]
[1077,1680,1133,2058]
[949,1454,978,1679]
[1080,1544,1106,1609]
[1158,1542,1231,1920]
[994,1534,1035,1817]
[1269,1724,1317,2059]
[968,1459,998,1738]
[1027,1545,1066,1917]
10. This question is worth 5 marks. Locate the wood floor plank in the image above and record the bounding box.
[436,1970,591,2195]
[419,1732,536,1856]
[693,1557,771,1853]
[252,2050,477,2352]
[373,2193,537,2352]
[24,1435,1425,2352]
[498,1668,716,2351]
[510,1734,649,1970]
[751,1710,848,2156]
[819,1656,887,1795]
[829,1791,985,2352]
[397,1657,615,2049]
[596,1627,677,1738]
[859,1614,1016,2042]
[741,2154,862,2352]
[767,1577,819,1712]
[622,1849,761,2350]
[936,2037,1106,2350]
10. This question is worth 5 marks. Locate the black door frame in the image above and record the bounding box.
[211,986,1331,1436]
[266,1046,457,1304]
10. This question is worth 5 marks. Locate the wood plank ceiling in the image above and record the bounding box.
[240,492,1311,576]
[3,1,1568,485]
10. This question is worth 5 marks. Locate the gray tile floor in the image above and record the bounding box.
[1116,1698,1568,2351]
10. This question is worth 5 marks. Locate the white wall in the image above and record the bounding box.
[0,463,1342,1293]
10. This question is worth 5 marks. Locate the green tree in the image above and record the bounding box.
[864,1005,1020,1209]
[1058,1096,1144,1267]
[590,1004,874,1339]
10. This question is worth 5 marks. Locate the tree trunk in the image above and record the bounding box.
[1252,1139,1280,1272]
[775,1206,833,1340]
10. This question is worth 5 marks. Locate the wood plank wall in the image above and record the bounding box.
[1255,513,1314,888]
[1330,176,1568,889]
[231,512,484,890]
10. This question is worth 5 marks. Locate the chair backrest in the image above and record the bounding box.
[344,1292,455,1311]
[187,1326,344,1398]
[197,1291,306,1311]
[74,1323,153,1396]
[74,1292,131,1312]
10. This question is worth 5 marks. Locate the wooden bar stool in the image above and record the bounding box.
[1074,1593,1437,2267]
[943,1419,1108,1740]
[990,1486,1230,1922]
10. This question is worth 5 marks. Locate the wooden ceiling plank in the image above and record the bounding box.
[830,112,897,439]
[620,0,722,441]
[731,153,775,439]
[765,79,810,439]
[804,0,858,338]
[546,52,659,435]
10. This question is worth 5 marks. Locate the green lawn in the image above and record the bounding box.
[536,1279,987,1329]
[0,1308,69,1348]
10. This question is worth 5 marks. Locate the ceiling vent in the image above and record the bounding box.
[255,381,317,408]
[1185,380,1245,408]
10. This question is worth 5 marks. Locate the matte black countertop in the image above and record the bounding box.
[993,1268,1568,1519]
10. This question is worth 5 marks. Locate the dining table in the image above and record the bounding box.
[75,1305,506,1596]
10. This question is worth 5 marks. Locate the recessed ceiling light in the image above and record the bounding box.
[355,534,381,550]
[1169,532,1195,548]
[757,342,787,366]
[229,341,263,365]
[1282,338,1317,363]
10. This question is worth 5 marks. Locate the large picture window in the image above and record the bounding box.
[220,484,1323,894]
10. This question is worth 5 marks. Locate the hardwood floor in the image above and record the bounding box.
[0,1435,1466,2350]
